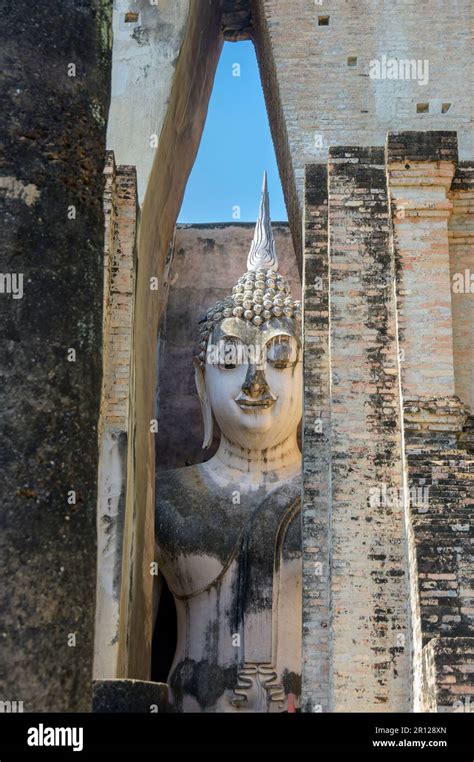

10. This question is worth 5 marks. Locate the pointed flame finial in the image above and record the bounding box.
[247,171,278,272]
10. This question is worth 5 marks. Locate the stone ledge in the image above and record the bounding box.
[386,131,458,165]
[92,679,169,713]
[404,396,470,433]
[221,0,252,40]
[451,162,474,191]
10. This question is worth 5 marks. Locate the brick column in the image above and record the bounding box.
[386,132,468,446]
[449,164,474,415]
[302,148,414,712]
[94,153,137,679]
[328,147,413,710]
[302,165,330,712]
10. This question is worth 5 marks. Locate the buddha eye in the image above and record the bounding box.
[217,337,242,370]
[266,335,298,369]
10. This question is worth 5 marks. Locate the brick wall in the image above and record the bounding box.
[252,0,473,223]
[94,152,137,679]
[302,135,474,712]
[423,638,474,712]
[409,453,474,647]
[302,150,414,711]
[387,132,458,404]
[302,164,330,712]
[449,163,474,413]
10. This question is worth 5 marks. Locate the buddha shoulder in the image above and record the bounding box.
[155,464,245,562]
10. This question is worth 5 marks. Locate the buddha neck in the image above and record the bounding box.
[204,431,301,491]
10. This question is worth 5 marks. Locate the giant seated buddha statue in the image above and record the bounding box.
[155,174,302,712]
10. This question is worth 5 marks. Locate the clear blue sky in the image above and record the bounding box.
[178,41,288,223]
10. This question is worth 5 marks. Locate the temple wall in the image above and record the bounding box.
[3,0,472,713]
[94,153,137,680]
[106,0,190,203]
[302,137,473,713]
[252,0,473,258]
[387,132,458,404]
[409,454,474,651]
[422,638,474,713]
[107,1,474,262]
[449,164,474,413]
[156,222,299,471]
[327,148,412,710]
[124,1,223,679]
[303,153,415,712]
[301,165,330,712]
[0,0,112,711]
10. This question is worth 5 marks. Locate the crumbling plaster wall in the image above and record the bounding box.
[107,0,191,203]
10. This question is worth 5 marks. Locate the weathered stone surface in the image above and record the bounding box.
[387,132,458,405]
[302,152,414,711]
[422,638,474,712]
[222,0,252,40]
[251,2,473,264]
[0,0,112,710]
[409,453,474,646]
[328,146,412,711]
[106,0,190,203]
[94,153,138,680]
[124,0,224,682]
[301,164,330,712]
[92,678,168,712]
[449,162,474,413]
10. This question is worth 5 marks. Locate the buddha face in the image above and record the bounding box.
[202,316,302,451]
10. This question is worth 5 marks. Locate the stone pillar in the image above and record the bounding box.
[302,165,330,712]
[303,151,415,711]
[125,0,223,681]
[94,153,138,679]
[386,132,468,446]
[449,163,474,414]
[0,0,112,710]
[327,147,412,711]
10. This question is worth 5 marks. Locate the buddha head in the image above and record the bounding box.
[193,173,302,452]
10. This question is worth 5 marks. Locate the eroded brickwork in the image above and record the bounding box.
[329,147,412,711]
[303,151,413,711]
[101,153,137,430]
[409,454,474,651]
[449,163,474,414]
[423,638,474,713]
[302,165,330,712]
[250,0,473,268]
[95,153,138,680]
[387,132,458,404]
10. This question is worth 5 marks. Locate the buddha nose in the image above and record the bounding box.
[242,365,269,398]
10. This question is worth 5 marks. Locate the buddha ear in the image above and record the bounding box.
[193,357,213,449]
